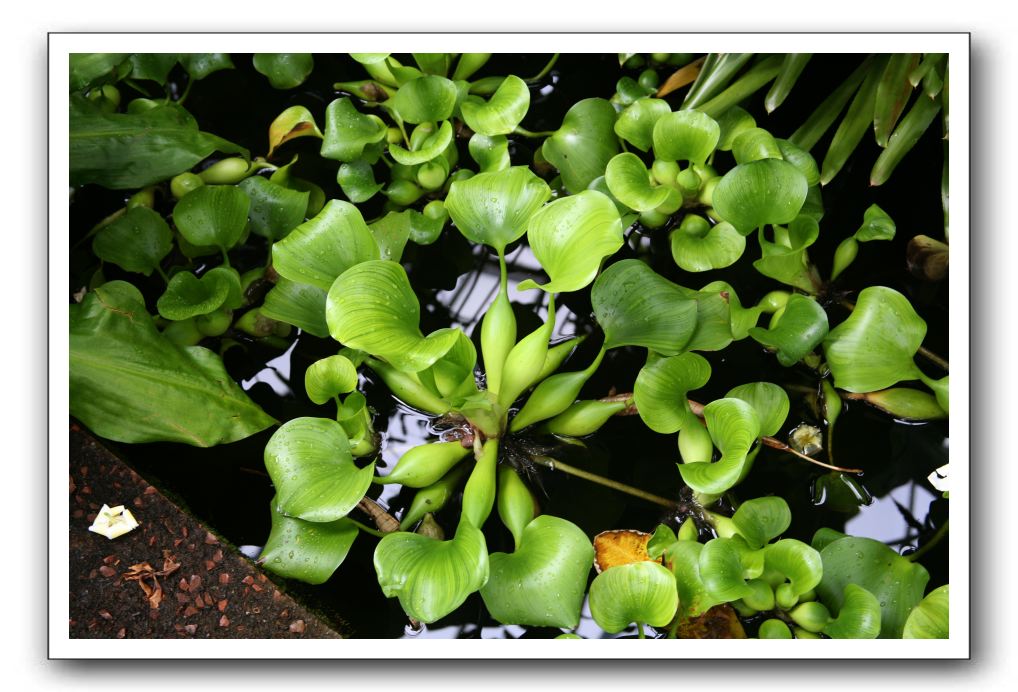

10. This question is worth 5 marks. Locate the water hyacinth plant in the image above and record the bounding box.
[68,51,952,640]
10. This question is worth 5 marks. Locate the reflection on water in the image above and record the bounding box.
[846,481,937,548]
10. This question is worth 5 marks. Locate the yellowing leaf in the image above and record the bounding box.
[593,529,660,573]
[674,604,747,639]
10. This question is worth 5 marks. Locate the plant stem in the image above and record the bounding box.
[525,53,560,83]
[636,622,646,639]
[908,520,948,562]
[347,518,386,538]
[356,497,401,533]
[529,455,677,509]
[513,126,557,138]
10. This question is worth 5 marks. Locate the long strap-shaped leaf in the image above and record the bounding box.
[764,53,813,113]
[873,53,921,147]
[870,91,942,186]
[819,55,887,185]
[697,56,783,119]
[681,53,753,110]
[788,57,872,152]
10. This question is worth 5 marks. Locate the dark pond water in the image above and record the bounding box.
[69,53,949,638]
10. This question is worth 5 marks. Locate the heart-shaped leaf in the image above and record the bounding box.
[698,538,753,602]
[776,138,820,187]
[753,214,821,292]
[373,521,489,624]
[712,159,808,235]
[824,286,927,392]
[542,98,619,194]
[480,515,594,628]
[92,206,172,276]
[260,500,358,585]
[272,200,379,291]
[817,535,930,638]
[320,97,387,162]
[460,75,530,136]
[261,278,328,338]
[267,105,323,158]
[70,281,275,446]
[748,294,829,366]
[701,280,763,340]
[902,584,949,639]
[724,382,789,438]
[669,215,746,271]
[239,175,309,241]
[731,127,782,163]
[468,134,511,173]
[614,98,671,152]
[128,53,180,85]
[518,190,624,293]
[337,160,384,203]
[823,583,882,639]
[389,120,454,166]
[156,266,241,321]
[604,153,670,212]
[763,539,823,601]
[652,109,720,164]
[389,75,458,124]
[633,352,711,434]
[445,166,551,254]
[592,259,698,354]
[253,53,314,89]
[173,185,250,252]
[589,561,679,633]
[327,260,461,372]
[304,354,358,405]
[715,106,757,151]
[678,397,761,495]
[264,417,375,522]
[661,540,722,619]
[731,496,791,550]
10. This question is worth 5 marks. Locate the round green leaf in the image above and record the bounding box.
[173,184,250,251]
[652,110,720,164]
[731,496,791,550]
[179,53,233,80]
[633,352,712,434]
[92,206,172,276]
[480,515,594,629]
[238,175,309,241]
[823,583,882,639]
[817,535,930,638]
[604,153,670,212]
[663,540,721,619]
[776,138,820,187]
[763,539,823,597]
[715,106,757,151]
[701,280,764,340]
[272,200,380,291]
[261,278,328,338]
[304,354,358,405]
[712,159,809,235]
[156,266,241,321]
[542,98,619,194]
[260,501,358,585]
[468,133,510,173]
[389,75,457,124]
[373,522,489,624]
[592,259,698,354]
[758,619,793,639]
[678,397,761,495]
[327,260,462,372]
[724,382,789,438]
[337,160,383,204]
[748,294,829,367]
[902,584,949,639]
[263,417,375,522]
[388,120,454,166]
[445,166,551,254]
[614,98,671,152]
[731,127,782,163]
[589,561,678,633]
[698,538,753,602]
[518,190,624,293]
[460,75,530,136]
[253,53,313,89]
[669,215,746,271]
[824,286,926,392]
[320,97,387,162]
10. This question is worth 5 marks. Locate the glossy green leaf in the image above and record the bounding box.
[388,120,454,166]
[663,540,721,618]
[678,397,761,495]
[496,467,535,549]
[731,127,782,164]
[633,352,711,434]
[304,354,358,405]
[592,259,698,354]
[92,206,172,276]
[858,387,947,421]
[364,211,410,262]
[468,133,510,173]
[682,53,753,109]
[460,75,530,136]
[788,58,871,152]
[854,203,896,242]
[724,382,789,439]
[542,98,619,194]
[589,561,679,633]
[128,53,180,85]
[775,139,821,187]
[870,92,941,186]
[823,583,882,639]
[70,99,247,189]
[374,522,489,624]
[519,190,624,293]
[753,215,821,293]
[713,159,808,235]
[765,53,812,113]
[714,106,756,151]
[264,417,374,522]
[820,58,884,185]
[327,260,461,372]
[389,75,457,124]
[270,156,326,216]
[334,160,382,204]
[696,55,783,119]
[70,53,129,91]
[902,584,949,639]
[70,281,275,446]
[452,53,490,80]
[614,98,671,152]
[267,106,323,158]
[445,166,550,253]
[824,286,926,392]
[379,441,471,489]
[698,538,753,602]
[272,200,379,291]
[543,399,626,437]
[238,176,309,241]
[817,535,930,638]
[874,54,920,147]
[260,500,358,585]
[481,515,593,629]
[172,185,250,252]
[604,153,670,212]
[763,539,823,598]
[748,294,829,367]
[179,53,234,80]
[398,465,469,531]
[261,278,328,338]
[731,497,791,550]
[758,619,793,639]
[157,266,240,321]
[253,53,314,89]
[669,215,746,272]
[673,285,733,353]
[320,97,387,162]
[652,110,720,164]
[702,280,763,340]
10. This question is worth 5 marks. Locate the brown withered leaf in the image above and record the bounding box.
[656,56,707,98]
[593,530,660,573]
[673,604,747,639]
